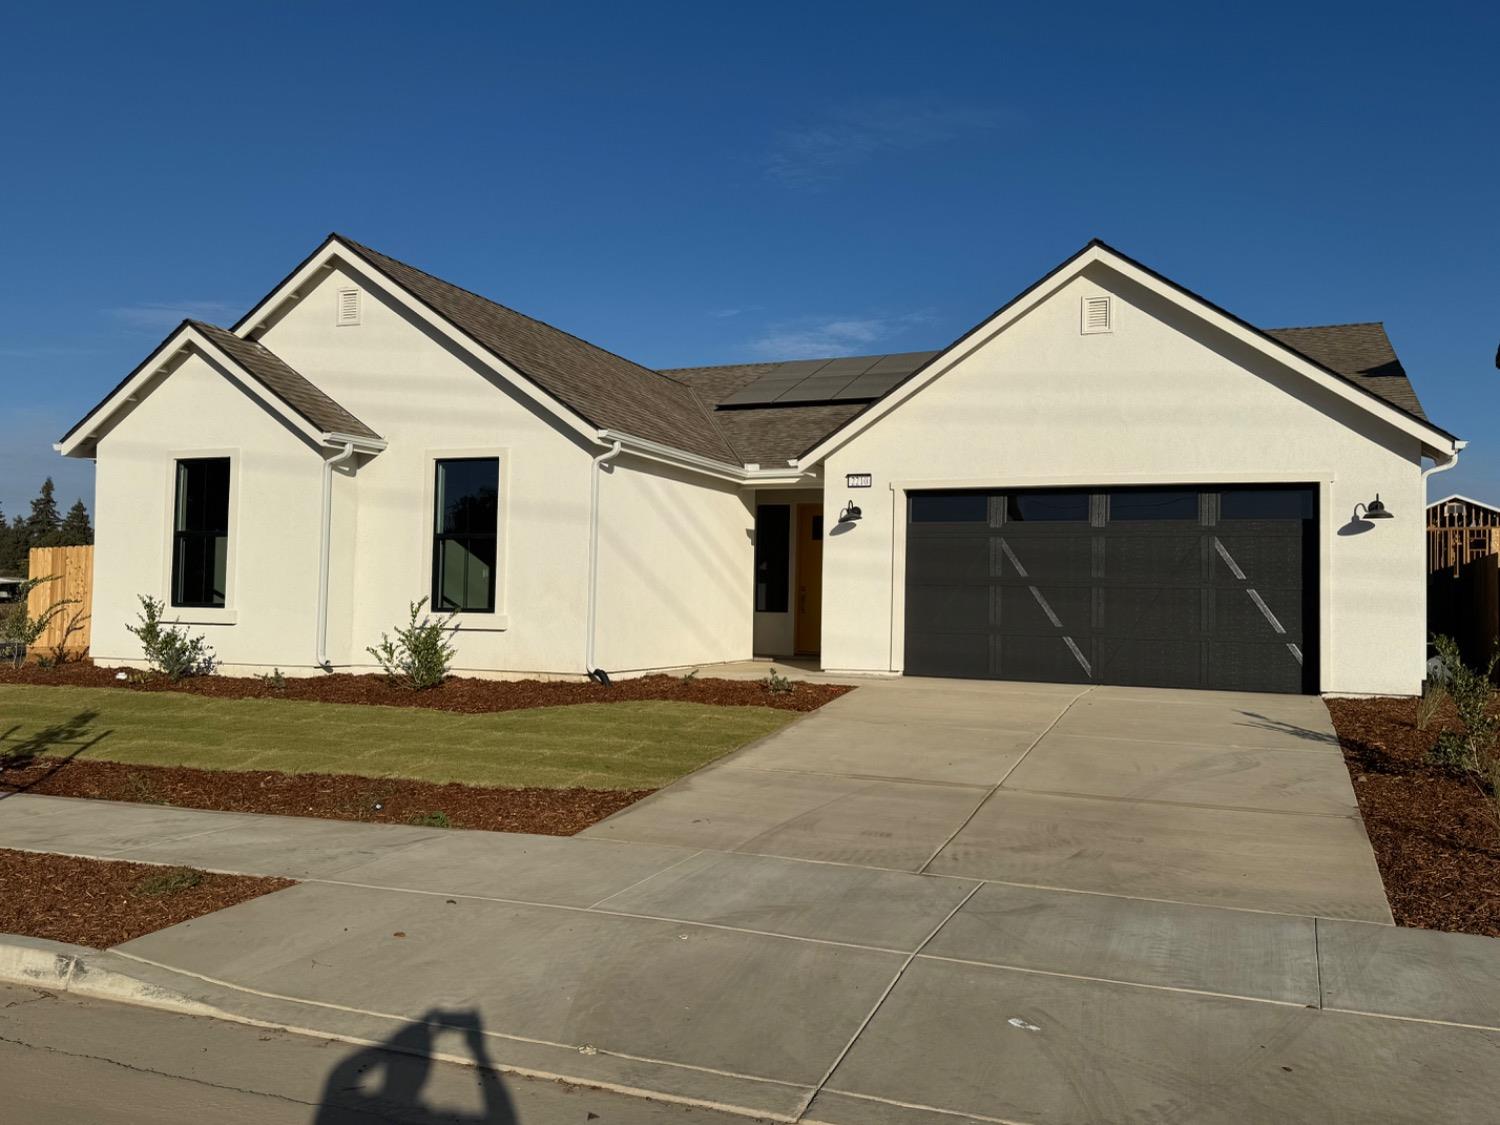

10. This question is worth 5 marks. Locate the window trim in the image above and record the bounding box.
[421,448,510,629]
[160,448,240,624]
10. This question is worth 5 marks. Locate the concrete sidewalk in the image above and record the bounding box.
[3,793,1499,1123]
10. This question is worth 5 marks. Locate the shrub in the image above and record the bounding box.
[258,667,288,693]
[407,810,451,828]
[125,595,217,680]
[761,667,795,695]
[134,867,203,897]
[366,598,456,690]
[1425,636,1498,776]
[0,576,80,667]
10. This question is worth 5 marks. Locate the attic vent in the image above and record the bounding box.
[1080,295,1112,335]
[336,288,361,327]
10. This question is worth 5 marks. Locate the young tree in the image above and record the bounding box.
[58,499,93,546]
[0,503,21,576]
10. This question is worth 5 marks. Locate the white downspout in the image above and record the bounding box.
[316,442,358,670]
[585,440,623,676]
[1422,439,1466,485]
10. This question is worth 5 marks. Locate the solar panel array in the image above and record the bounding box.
[717,351,938,409]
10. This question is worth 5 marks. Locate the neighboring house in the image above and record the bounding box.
[1427,493,1500,575]
[58,236,1460,695]
[0,575,21,604]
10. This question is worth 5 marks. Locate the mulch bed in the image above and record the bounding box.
[1325,696,1500,937]
[0,662,849,714]
[0,757,652,836]
[0,847,294,948]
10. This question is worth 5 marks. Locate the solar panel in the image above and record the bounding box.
[715,351,940,409]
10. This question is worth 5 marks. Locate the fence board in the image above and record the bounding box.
[25,545,93,657]
[1428,552,1500,678]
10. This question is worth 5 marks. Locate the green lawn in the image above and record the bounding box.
[0,685,796,790]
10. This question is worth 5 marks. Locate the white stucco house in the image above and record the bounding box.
[58,235,1461,695]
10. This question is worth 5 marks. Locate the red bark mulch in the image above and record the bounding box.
[0,757,651,836]
[0,847,294,948]
[1325,696,1500,937]
[0,662,849,714]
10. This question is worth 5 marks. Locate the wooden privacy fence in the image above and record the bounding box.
[1428,552,1500,677]
[26,545,94,657]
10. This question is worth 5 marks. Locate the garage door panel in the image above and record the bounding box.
[1214,586,1303,638]
[1207,643,1306,693]
[1098,586,1202,636]
[995,535,1093,579]
[904,486,1316,694]
[998,585,1092,633]
[1101,535,1205,584]
[906,538,991,584]
[1095,638,1203,688]
[906,631,992,678]
[906,583,993,631]
[995,636,1093,684]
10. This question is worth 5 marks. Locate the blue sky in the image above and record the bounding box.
[2,1,1496,518]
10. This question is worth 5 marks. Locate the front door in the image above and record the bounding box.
[794,504,824,654]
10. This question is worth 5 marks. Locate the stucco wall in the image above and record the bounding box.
[819,264,1428,695]
[91,352,326,668]
[92,259,755,678]
[594,456,754,672]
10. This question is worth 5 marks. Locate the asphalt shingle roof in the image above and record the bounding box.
[190,321,381,441]
[334,236,736,463]
[1263,322,1428,420]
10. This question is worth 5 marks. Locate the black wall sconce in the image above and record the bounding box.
[1354,494,1394,521]
[838,501,863,524]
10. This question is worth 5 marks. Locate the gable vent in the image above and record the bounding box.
[336,288,361,327]
[1080,295,1112,334]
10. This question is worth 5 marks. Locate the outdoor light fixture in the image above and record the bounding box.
[839,501,863,524]
[1355,494,1395,521]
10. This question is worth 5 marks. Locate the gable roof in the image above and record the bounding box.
[793,239,1458,465]
[188,322,380,440]
[58,320,381,455]
[328,236,736,463]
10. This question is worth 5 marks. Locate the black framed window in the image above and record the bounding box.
[911,493,988,523]
[433,458,499,613]
[1221,487,1315,520]
[754,505,790,613]
[1108,489,1200,521]
[1006,492,1089,522]
[172,457,230,608]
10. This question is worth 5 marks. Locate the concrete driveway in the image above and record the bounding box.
[583,678,1392,921]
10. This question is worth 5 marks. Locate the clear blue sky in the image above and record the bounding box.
[2,1,1496,519]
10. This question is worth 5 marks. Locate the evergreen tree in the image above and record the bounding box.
[0,504,15,576]
[58,499,93,546]
[25,477,62,549]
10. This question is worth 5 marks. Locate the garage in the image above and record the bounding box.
[904,486,1316,693]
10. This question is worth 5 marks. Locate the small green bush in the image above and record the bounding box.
[1425,636,1498,775]
[407,810,451,828]
[1415,681,1447,732]
[134,866,204,897]
[258,667,288,693]
[761,667,794,695]
[0,576,80,667]
[366,598,457,690]
[125,595,217,680]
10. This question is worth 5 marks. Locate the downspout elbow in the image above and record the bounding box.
[317,442,358,671]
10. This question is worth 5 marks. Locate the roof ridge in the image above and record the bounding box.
[1264,320,1385,332]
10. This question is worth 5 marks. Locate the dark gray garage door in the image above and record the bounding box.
[904,486,1316,694]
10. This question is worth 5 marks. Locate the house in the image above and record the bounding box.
[1427,493,1500,575]
[57,236,1461,695]
[0,575,21,604]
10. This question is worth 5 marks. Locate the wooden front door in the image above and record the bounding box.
[794,504,824,654]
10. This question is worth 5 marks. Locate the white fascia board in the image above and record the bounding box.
[797,242,1458,467]
[595,429,812,487]
[1428,493,1498,513]
[56,323,340,457]
[238,239,599,449]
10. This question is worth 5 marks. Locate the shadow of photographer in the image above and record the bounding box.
[313,1008,517,1124]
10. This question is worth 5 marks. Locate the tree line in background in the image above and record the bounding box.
[0,478,92,576]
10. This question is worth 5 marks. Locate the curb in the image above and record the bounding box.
[0,935,229,1018]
